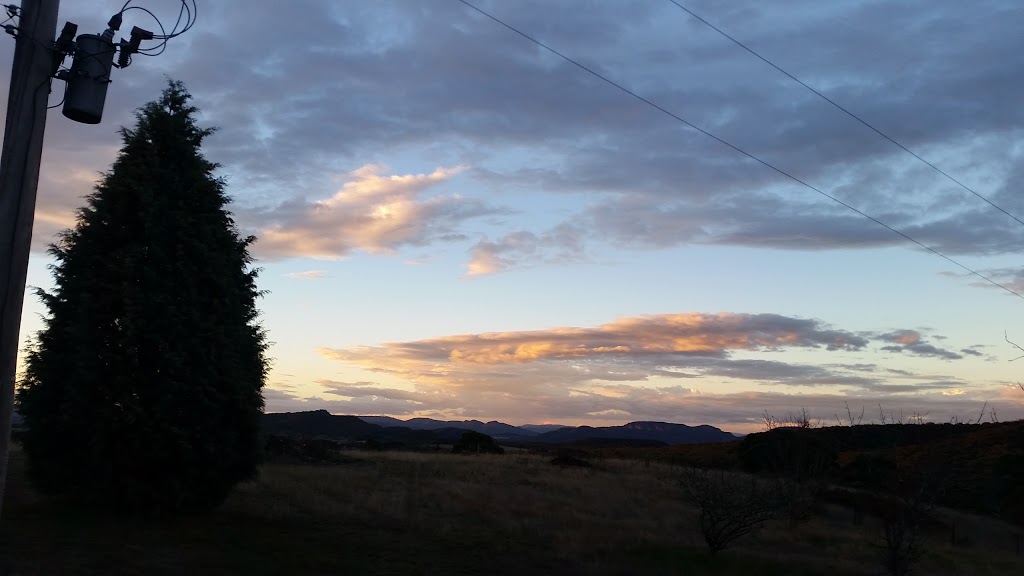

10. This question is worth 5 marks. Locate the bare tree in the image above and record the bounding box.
[877,404,904,425]
[679,468,780,556]
[1002,332,1024,392]
[764,407,823,430]
[974,401,988,425]
[1005,331,1024,361]
[788,407,813,428]
[879,474,940,576]
[848,402,865,426]
[785,406,824,429]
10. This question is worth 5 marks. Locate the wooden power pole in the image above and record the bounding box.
[0,0,60,520]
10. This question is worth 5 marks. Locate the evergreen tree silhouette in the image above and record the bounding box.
[17,80,269,515]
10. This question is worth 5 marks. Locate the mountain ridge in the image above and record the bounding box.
[355,414,736,444]
[262,411,737,446]
[359,416,534,438]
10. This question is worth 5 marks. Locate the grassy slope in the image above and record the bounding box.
[2,444,1022,575]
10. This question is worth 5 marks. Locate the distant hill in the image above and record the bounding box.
[520,424,569,434]
[533,421,736,445]
[263,412,507,448]
[358,415,406,428]
[359,416,537,438]
[269,411,738,447]
[356,417,741,444]
[264,410,380,440]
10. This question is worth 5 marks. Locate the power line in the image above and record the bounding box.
[453,0,1024,301]
[665,0,1024,230]
[121,0,197,56]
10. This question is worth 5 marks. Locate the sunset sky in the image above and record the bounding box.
[4,0,1024,432]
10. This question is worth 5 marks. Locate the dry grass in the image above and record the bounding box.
[1,445,1021,575]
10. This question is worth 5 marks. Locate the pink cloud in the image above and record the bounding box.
[249,164,493,260]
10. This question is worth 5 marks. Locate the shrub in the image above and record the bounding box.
[451,431,503,455]
[679,467,781,556]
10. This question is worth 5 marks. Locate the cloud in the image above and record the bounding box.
[21,1,1024,272]
[318,379,447,403]
[285,270,326,279]
[266,377,468,418]
[465,223,585,276]
[877,330,962,360]
[263,381,1019,433]
[960,267,1024,294]
[314,312,898,405]
[302,311,1024,429]
[322,312,869,370]
[441,0,1024,270]
[248,164,495,260]
[698,358,879,388]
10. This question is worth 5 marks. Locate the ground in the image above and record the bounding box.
[1,444,1021,575]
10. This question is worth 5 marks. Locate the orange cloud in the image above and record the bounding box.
[251,164,488,260]
[322,313,869,370]
[884,330,922,345]
[285,270,326,279]
[308,313,1016,428]
[265,382,1020,434]
[464,224,585,277]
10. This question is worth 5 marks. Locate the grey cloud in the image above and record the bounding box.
[462,1,1024,265]
[465,222,586,276]
[322,313,870,375]
[262,381,1020,432]
[877,330,963,360]
[316,380,378,388]
[848,381,964,394]
[650,368,701,379]
[319,382,446,404]
[239,164,503,260]
[964,268,1024,294]
[264,388,440,418]
[16,1,1024,267]
[905,345,961,360]
[690,358,881,388]
[317,312,888,398]
[311,308,1013,427]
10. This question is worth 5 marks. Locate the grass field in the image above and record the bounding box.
[2,444,1022,575]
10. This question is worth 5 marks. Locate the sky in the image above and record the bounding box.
[3,0,1024,433]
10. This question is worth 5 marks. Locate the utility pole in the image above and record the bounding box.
[0,0,60,520]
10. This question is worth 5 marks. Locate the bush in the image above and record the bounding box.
[550,455,592,468]
[738,428,837,482]
[451,431,503,455]
[679,468,781,556]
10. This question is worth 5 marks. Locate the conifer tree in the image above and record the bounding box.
[16,80,268,514]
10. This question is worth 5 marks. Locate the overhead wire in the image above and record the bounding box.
[47,77,67,109]
[453,0,1024,301]
[121,6,168,56]
[665,0,1024,230]
[118,0,196,57]
[2,3,18,37]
